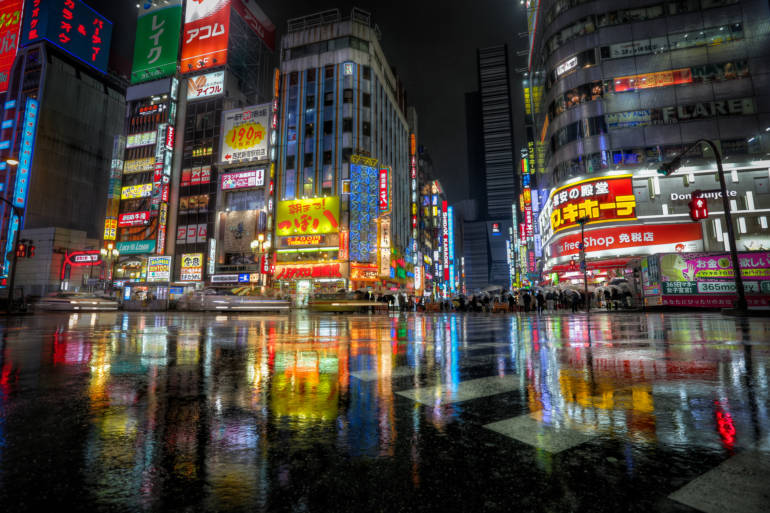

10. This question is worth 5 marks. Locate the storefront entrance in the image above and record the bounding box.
[296,280,311,308]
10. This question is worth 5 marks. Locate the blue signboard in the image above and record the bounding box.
[117,240,156,254]
[13,98,39,209]
[21,0,113,73]
[238,273,250,283]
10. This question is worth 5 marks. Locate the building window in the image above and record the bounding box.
[362,66,371,80]
[304,152,314,166]
[343,88,354,103]
[305,123,314,137]
[324,92,334,106]
[341,148,352,162]
[323,150,332,165]
[306,95,315,109]
[343,118,353,132]
[306,68,316,82]
[286,155,295,169]
[362,93,371,107]
[362,121,371,136]
[324,65,334,79]
[289,72,298,86]
[324,120,333,134]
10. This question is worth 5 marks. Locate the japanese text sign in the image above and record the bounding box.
[547,175,636,235]
[276,197,340,236]
[186,70,224,100]
[22,0,113,73]
[220,168,264,190]
[219,103,270,164]
[274,263,344,281]
[378,168,389,212]
[120,183,153,200]
[231,0,275,50]
[180,253,203,281]
[180,0,229,73]
[13,98,38,209]
[147,256,171,282]
[118,211,150,227]
[0,1,23,93]
[131,1,182,84]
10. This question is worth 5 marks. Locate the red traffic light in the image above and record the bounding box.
[28,245,35,258]
[15,243,26,258]
[688,193,708,221]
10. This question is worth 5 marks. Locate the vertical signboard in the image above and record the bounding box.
[180,0,230,73]
[378,168,389,212]
[21,0,113,73]
[442,201,449,281]
[13,98,38,209]
[0,1,23,93]
[131,0,183,84]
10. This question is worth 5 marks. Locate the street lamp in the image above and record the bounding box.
[657,139,747,313]
[577,217,590,313]
[100,242,119,287]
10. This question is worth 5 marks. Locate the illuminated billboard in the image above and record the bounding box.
[180,253,203,281]
[13,98,39,209]
[180,0,230,73]
[0,1,23,93]
[219,104,270,164]
[121,184,153,200]
[131,1,183,84]
[221,168,264,190]
[276,197,340,237]
[147,256,172,282]
[21,0,113,73]
[541,175,636,242]
[186,70,224,101]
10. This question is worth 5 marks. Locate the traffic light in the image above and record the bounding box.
[28,245,35,258]
[688,192,708,221]
[15,242,25,258]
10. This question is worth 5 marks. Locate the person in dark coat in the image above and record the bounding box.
[571,293,579,312]
[523,292,532,313]
[536,291,545,314]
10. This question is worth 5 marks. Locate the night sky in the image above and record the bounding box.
[90,0,528,203]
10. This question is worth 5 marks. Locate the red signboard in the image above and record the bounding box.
[180,0,230,73]
[274,263,343,280]
[231,0,275,50]
[118,211,150,227]
[0,1,23,93]
[379,168,389,211]
[548,175,636,235]
[549,223,703,259]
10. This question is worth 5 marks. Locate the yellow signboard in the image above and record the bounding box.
[121,183,153,200]
[276,197,340,236]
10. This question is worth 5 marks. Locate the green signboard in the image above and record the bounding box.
[117,240,157,255]
[131,2,182,84]
[661,281,697,295]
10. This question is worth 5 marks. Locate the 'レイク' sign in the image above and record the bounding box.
[379,168,389,212]
[542,175,636,242]
[118,211,150,227]
[273,263,344,280]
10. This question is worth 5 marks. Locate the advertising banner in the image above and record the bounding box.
[117,240,156,255]
[21,0,113,73]
[548,223,703,260]
[378,168,389,212]
[219,104,270,164]
[131,1,183,84]
[221,168,264,190]
[231,0,275,50]
[0,1,23,93]
[275,197,340,236]
[180,253,203,281]
[12,98,39,209]
[349,159,379,262]
[121,184,153,200]
[118,211,151,227]
[655,251,770,307]
[180,0,230,73]
[147,256,172,282]
[186,70,224,101]
[543,175,636,241]
[273,263,348,281]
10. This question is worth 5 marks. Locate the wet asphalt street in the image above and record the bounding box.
[0,311,768,512]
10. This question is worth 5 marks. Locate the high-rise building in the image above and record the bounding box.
[0,0,124,296]
[526,0,770,304]
[104,0,277,302]
[478,45,518,219]
[273,8,411,304]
